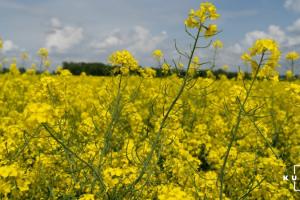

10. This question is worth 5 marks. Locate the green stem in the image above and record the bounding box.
[219,52,265,200]
[42,123,106,192]
[124,25,203,196]
[101,74,123,156]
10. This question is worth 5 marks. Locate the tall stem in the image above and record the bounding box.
[219,52,265,199]
[125,25,203,195]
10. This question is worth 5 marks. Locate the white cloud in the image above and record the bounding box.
[227,43,243,54]
[50,18,62,28]
[243,25,287,46]
[218,18,300,72]
[221,25,287,69]
[284,0,300,12]
[91,26,167,54]
[90,28,123,50]
[287,36,300,46]
[287,18,300,32]
[3,40,18,53]
[224,24,288,57]
[45,18,83,53]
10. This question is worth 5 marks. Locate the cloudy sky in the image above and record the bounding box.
[1,0,300,72]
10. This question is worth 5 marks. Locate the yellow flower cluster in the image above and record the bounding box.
[0,71,297,199]
[286,70,294,79]
[79,194,95,200]
[286,51,300,61]
[9,63,20,75]
[0,1,300,199]
[158,184,194,200]
[185,2,219,37]
[37,48,49,59]
[213,39,223,49]
[162,63,170,75]
[185,2,219,28]
[108,50,139,75]
[139,67,157,78]
[241,39,281,77]
[152,49,163,60]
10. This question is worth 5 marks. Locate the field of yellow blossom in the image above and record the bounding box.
[1,2,300,200]
[1,71,300,199]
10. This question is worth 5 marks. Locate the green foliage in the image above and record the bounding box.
[62,62,115,76]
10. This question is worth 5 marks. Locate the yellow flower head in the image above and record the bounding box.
[37,48,49,59]
[31,63,37,70]
[286,69,293,79]
[222,64,229,70]
[286,51,300,61]
[213,40,223,49]
[152,49,163,60]
[9,63,20,75]
[144,67,156,78]
[44,59,51,68]
[243,39,281,74]
[241,53,252,62]
[108,50,139,75]
[79,194,95,200]
[162,63,170,75]
[178,62,184,69]
[185,2,219,29]
[205,24,218,38]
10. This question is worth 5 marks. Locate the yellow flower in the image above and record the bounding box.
[79,194,95,200]
[17,178,31,192]
[222,65,229,70]
[213,40,223,49]
[56,65,63,73]
[185,2,219,29]
[158,184,194,200]
[31,63,37,70]
[286,70,293,79]
[286,51,300,61]
[162,63,170,75]
[189,56,200,76]
[143,67,156,78]
[185,13,199,28]
[241,53,251,62]
[237,71,245,80]
[37,48,49,58]
[178,62,184,69]
[0,165,19,178]
[108,50,139,75]
[44,59,51,68]
[152,49,163,60]
[59,69,72,76]
[205,24,218,37]
[242,39,281,75]
[9,63,20,75]
[0,180,11,195]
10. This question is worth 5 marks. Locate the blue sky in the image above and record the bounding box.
[1,0,300,72]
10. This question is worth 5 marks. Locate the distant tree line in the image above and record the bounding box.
[61,61,254,79]
[62,62,114,76]
[0,61,294,80]
[1,67,26,73]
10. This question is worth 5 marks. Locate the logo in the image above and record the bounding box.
[283,165,300,191]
